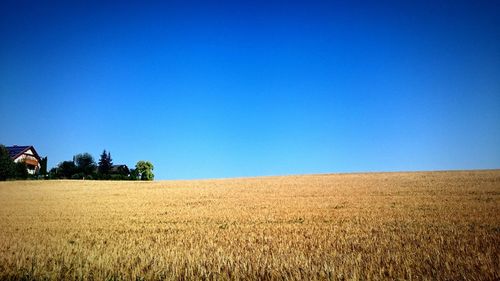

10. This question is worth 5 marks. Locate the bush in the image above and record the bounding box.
[110,174,127,181]
[129,169,139,180]
[97,173,110,180]
[71,173,84,180]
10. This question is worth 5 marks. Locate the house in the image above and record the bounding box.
[110,164,129,176]
[6,145,41,175]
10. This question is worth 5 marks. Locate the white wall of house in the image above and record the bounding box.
[13,149,40,175]
[13,155,38,163]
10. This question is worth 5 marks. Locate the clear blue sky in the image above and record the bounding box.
[1,1,499,179]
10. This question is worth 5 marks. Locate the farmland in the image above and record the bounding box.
[0,170,499,280]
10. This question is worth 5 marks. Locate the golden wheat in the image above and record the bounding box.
[0,170,499,280]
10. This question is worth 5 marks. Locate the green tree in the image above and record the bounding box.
[74,153,96,177]
[15,161,28,180]
[135,161,154,181]
[57,161,77,179]
[98,150,113,178]
[39,156,48,177]
[48,167,58,179]
[0,145,15,181]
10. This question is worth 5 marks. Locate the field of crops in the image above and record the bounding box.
[0,170,498,280]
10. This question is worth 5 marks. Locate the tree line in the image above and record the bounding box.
[49,150,154,180]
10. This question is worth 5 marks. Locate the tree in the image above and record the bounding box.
[48,167,58,179]
[74,153,96,177]
[39,157,48,177]
[0,145,15,181]
[57,161,77,179]
[135,161,154,181]
[98,150,113,178]
[15,161,28,180]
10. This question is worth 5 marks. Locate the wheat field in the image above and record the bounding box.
[0,170,498,280]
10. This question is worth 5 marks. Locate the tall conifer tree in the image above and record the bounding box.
[98,150,113,177]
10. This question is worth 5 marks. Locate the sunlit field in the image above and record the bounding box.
[0,170,498,280]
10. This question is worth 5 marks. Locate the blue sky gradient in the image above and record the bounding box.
[1,1,499,179]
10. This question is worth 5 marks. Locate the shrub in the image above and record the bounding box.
[129,169,139,180]
[71,173,84,180]
[110,174,127,181]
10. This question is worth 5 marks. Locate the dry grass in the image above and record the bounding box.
[0,170,499,280]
